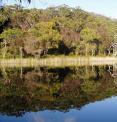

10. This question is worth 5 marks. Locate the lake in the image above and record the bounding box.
[0,65,117,122]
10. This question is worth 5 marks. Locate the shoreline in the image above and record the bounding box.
[0,56,117,67]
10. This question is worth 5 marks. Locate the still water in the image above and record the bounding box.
[0,66,117,122]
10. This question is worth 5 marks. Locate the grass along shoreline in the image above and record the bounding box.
[0,56,117,67]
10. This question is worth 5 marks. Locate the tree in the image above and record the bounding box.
[80,27,100,56]
[0,14,8,27]
[30,21,61,42]
[25,21,61,57]
[0,28,24,58]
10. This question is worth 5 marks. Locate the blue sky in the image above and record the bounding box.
[1,0,117,19]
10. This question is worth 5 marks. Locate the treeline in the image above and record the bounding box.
[0,5,117,58]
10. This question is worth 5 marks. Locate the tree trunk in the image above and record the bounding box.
[85,44,88,56]
[3,40,7,59]
[20,47,23,60]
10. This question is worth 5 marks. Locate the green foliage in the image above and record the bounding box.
[0,5,117,58]
[30,21,61,42]
[0,14,8,26]
[80,28,100,42]
[0,28,24,58]
[0,28,23,42]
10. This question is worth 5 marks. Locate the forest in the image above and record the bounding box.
[0,5,117,58]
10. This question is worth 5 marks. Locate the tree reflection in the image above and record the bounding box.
[0,66,117,117]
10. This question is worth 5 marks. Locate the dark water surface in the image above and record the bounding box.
[0,66,117,122]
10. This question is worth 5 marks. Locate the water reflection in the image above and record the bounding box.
[0,66,117,122]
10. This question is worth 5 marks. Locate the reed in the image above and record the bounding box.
[0,56,117,68]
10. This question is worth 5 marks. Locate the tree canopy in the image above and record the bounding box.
[0,5,117,58]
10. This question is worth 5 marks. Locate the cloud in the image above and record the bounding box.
[64,117,76,122]
[31,113,45,122]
